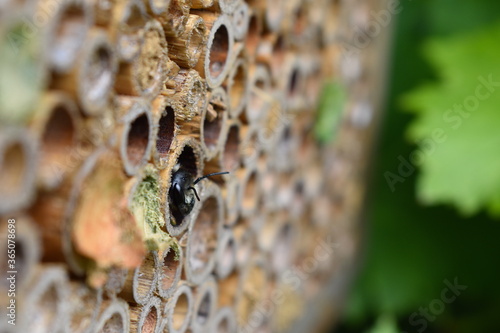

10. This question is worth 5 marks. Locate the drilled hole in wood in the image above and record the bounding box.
[126,113,150,167]
[0,142,26,196]
[156,106,175,157]
[209,24,229,78]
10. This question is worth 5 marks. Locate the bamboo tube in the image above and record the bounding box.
[109,0,147,61]
[161,136,204,236]
[193,12,234,88]
[0,216,40,291]
[0,127,37,214]
[67,282,102,333]
[210,306,237,333]
[67,148,146,278]
[159,0,190,38]
[119,251,158,304]
[164,69,207,122]
[130,296,161,333]
[22,265,70,333]
[151,95,180,169]
[226,55,249,119]
[51,28,118,116]
[244,64,272,124]
[191,276,218,332]
[115,97,154,176]
[157,245,183,299]
[115,19,168,100]
[30,92,82,191]
[167,14,207,69]
[184,181,223,285]
[215,228,236,279]
[144,0,171,15]
[94,298,130,333]
[44,0,93,73]
[231,0,250,41]
[162,282,194,333]
[200,87,229,160]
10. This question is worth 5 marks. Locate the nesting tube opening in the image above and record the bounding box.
[157,246,182,298]
[122,105,152,175]
[199,15,234,87]
[165,284,194,333]
[156,106,176,159]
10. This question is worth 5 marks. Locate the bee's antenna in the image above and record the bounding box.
[193,171,229,185]
[188,187,200,201]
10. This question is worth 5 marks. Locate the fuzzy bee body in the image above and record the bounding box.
[168,165,228,225]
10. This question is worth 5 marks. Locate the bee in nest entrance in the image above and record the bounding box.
[168,164,228,226]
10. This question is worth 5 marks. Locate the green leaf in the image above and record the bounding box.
[314,81,346,144]
[401,22,500,216]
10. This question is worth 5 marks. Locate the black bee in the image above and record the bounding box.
[169,165,229,225]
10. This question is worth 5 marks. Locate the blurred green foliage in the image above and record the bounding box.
[402,23,500,216]
[334,0,500,332]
